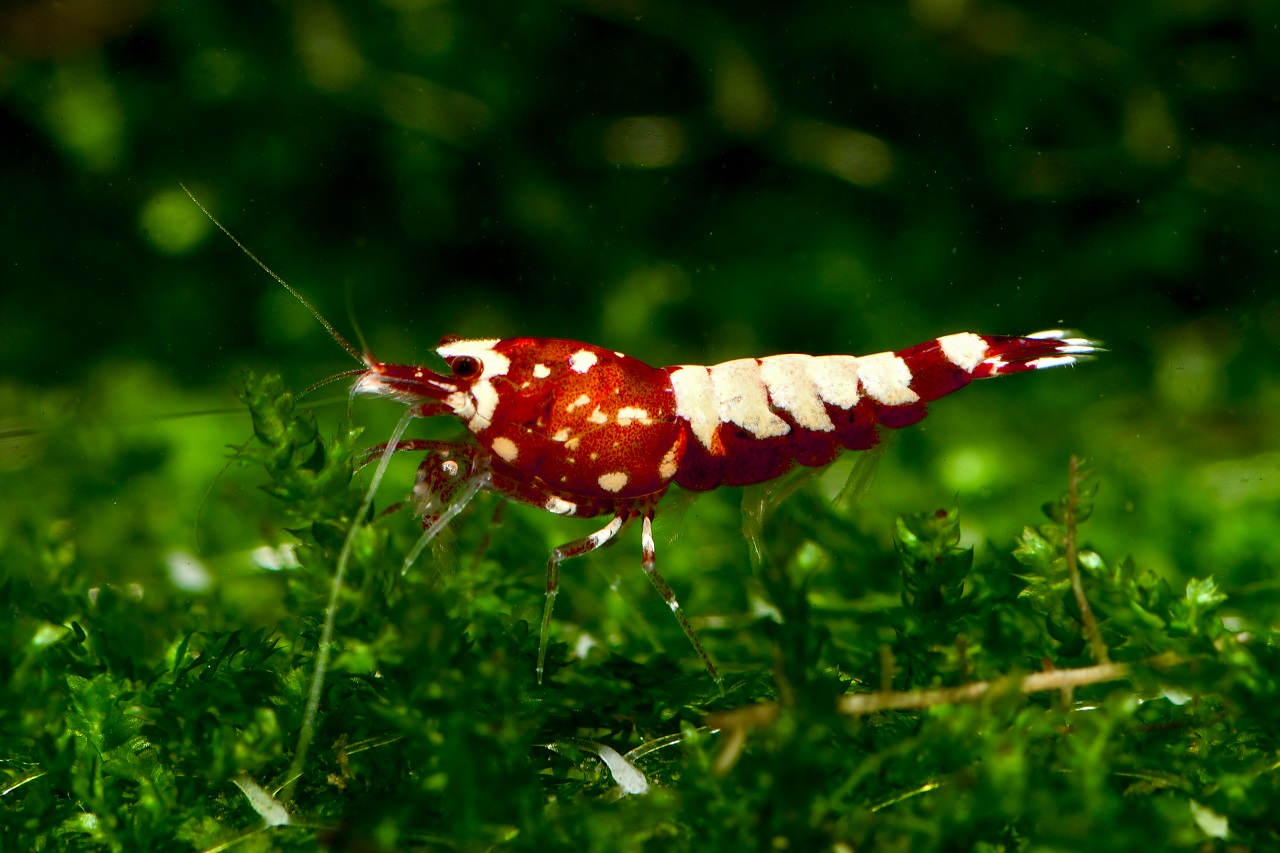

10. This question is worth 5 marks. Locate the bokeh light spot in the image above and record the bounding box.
[43,68,124,172]
[603,116,685,169]
[379,72,490,144]
[140,189,213,256]
[938,445,1000,495]
[781,118,893,187]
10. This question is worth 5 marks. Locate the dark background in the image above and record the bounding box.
[3,5,1280,847]
[2,0,1278,589]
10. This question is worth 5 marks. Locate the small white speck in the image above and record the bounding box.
[533,363,551,379]
[593,745,649,796]
[249,544,300,571]
[233,774,292,827]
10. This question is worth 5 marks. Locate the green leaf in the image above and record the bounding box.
[1012,526,1060,572]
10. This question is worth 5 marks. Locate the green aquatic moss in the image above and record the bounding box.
[3,372,1277,852]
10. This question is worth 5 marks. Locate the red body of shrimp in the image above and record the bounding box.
[182,186,1098,779]
[356,329,1100,684]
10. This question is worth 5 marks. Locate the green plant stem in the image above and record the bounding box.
[282,409,416,801]
[1066,454,1110,664]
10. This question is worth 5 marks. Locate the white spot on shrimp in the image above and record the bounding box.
[553,428,572,442]
[437,338,507,368]
[469,383,503,431]
[588,406,609,425]
[598,471,629,493]
[566,393,591,412]
[441,459,459,477]
[569,349,599,374]
[709,358,790,440]
[857,352,920,406]
[490,436,519,463]
[566,437,582,451]
[658,441,679,480]
[434,339,512,432]
[444,390,476,423]
[545,496,577,515]
[533,363,551,379]
[938,332,989,372]
[806,355,862,410]
[616,406,650,427]
[670,365,719,452]
[759,354,835,432]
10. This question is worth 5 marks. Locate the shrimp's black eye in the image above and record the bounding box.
[451,356,481,379]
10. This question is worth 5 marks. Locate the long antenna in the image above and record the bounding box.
[180,183,365,366]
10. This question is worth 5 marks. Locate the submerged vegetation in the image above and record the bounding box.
[3,1,1279,849]
[3,372,1277,851]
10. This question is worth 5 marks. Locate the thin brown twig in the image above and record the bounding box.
[707,653,1182,772]
[837,652,1183,716]
[705,702,781,775]
[879,643,895,693]
[836,659,1134,715]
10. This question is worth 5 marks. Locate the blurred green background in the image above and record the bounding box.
[2,0,1278,626]
[3,3,1280,848]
